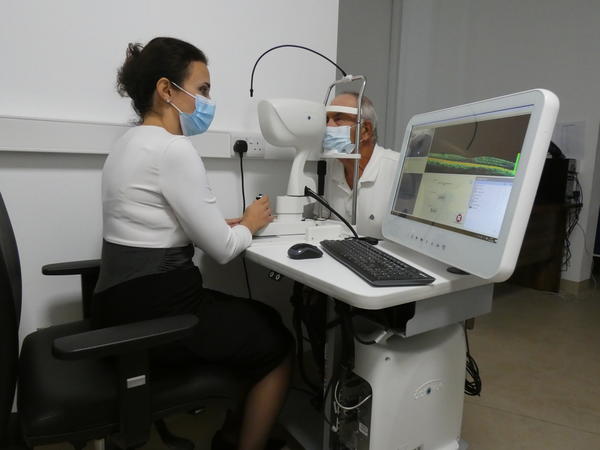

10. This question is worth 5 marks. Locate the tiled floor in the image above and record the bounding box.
[36,281,600,450]
[461,282,600,450]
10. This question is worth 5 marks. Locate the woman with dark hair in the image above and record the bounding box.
[92,37,292,450]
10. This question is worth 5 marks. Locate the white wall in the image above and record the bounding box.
[337,0,402,148]
[394,0,600,282]
[0,0,338,129]
[0,0,339,338]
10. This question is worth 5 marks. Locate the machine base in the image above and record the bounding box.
[330,324,466,450]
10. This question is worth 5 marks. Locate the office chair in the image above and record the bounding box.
[0,192,245,450]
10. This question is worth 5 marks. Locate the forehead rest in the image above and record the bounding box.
[325,105,358,115]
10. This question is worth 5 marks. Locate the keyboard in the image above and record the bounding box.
[319,239,435,287]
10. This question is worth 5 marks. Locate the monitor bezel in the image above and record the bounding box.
[382,89,559,281]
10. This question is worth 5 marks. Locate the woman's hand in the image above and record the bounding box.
[226,217,242,227]
[240,195,274,234]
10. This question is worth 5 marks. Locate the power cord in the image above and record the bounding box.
[333,380,372,411]
[290,283,322,397]
[304,186,358,239]
[233,139,253,300]
[563,171,584,271]
[234,140,248,209]
[464,325,482,396]
[304,186,380,245]
[249,44,347,97]
[289,283,350,415]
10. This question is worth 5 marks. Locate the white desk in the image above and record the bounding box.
[247,236,492,450]
[247,235,493,338]
[248,235,489,308]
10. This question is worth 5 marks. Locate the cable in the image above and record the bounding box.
[576,171,584,206]
[304,186,380,244]
[563,171,584,271]
[250,44,347,97]
[323,375,333,404]
[317,160,327,196]
[464,325,482,396]
[234,140,253,300]
[291,295,321,395]
[241,257,252,300]
[333,380,372,411]
[576,222,596,257]
[304,186,359,239]
[465,120,478,152]
[322,377,333,425]
[239,153,247,210]
[289,282,326,405]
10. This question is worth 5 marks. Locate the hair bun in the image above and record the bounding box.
[116,42,143,100]
[126,42,143,59]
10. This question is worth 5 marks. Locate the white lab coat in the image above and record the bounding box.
[325,144,400,239]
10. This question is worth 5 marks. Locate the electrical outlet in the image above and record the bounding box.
[230,133,266,158]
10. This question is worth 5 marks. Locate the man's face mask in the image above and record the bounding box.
[323,125,355,154]
[169,82,216,136]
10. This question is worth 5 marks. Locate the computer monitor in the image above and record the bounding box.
[382,89,559,281]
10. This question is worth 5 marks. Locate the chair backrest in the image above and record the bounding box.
[0,193,21,445]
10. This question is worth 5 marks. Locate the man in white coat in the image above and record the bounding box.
[324,92,400,239]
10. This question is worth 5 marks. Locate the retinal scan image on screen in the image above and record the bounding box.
[392,114,531,242]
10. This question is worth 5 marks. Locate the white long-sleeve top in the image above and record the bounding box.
[102,126,252,264]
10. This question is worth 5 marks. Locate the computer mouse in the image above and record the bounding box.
[287,243,323,260]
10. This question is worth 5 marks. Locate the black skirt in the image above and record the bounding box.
[91,267,293,382]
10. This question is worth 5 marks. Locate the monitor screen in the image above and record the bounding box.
[382,90,559,280]
[392,113,530,243]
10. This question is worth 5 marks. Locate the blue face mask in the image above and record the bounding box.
[323,126,355,153]
[169,82,216,136]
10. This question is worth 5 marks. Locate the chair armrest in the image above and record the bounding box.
[53,314,198,360]
[42,259,101,319]
[42,259,101,276]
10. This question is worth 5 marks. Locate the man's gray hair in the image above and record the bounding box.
[341,91,378,143]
